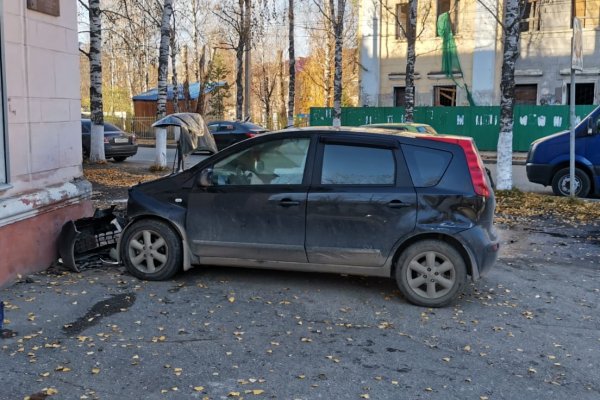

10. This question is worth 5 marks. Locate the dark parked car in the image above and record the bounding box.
[118,127,498,307]
[82,119,138,162]
[207,120,268,150]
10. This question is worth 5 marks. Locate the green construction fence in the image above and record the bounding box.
[309,105,597,151]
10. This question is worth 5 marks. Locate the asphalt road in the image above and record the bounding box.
[129,147,553,195]
[1,223,599,399]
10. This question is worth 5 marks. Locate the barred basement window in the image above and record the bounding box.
[521,0,541,32]
[434,86,456,106]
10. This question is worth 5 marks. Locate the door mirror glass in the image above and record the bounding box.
[198,168,213,187]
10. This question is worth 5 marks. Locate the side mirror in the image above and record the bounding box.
[198,168,213,187]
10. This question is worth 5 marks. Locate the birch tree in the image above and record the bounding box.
[476,0,527,189]
[315,0,347,126]
[496,0,524,190]
[287,0,296,127]
[155,0,173,169]
[215,0,248,120]
[81,0,106,163]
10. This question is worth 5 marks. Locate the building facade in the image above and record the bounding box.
[0,1,91,287]
[359,0,600,107]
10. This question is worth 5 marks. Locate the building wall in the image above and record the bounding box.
[364,0,600,107]
[0,1,92,287]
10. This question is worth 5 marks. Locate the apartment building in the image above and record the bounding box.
[359,0,600,107]
[0,1,91,286]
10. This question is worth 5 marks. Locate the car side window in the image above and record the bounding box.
[208,124,219,132]
[212,138,310,185]
[401,144,452,187]
[321,144,395,185]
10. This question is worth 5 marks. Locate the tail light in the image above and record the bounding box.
[130,134,137,144]
[245,132,256,138]
[104,137,110,144]
[427,136,491,197]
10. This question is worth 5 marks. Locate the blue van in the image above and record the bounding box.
[526,106,600,197]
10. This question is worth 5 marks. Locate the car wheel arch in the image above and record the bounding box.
[389,232,477,281]
[117,214,197,271]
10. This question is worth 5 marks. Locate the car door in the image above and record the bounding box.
[186,135,314,262]
[306,135,417,267]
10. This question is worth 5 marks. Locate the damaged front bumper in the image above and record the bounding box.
[57,207,126,272]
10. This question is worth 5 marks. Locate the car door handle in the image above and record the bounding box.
[387,200,411,208]
[279,199,301,207]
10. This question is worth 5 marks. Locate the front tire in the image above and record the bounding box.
[120,219,182,281]
[395,240,467,307]
[551,167,591,197]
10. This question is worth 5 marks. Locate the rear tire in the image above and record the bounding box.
[395,240,467,308]
[551,167,590,198]
[113,156,127,162]
[120,219,182,281]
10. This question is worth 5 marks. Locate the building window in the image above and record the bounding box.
[566,83,595,105]
[521,0,541,32]
[434,86,456,106]
[573,0,600,28]
[436,0,458,35]
[515,84,538,105]
[0,20,7,185]
[395,2,409,40]
[394,87,406,107]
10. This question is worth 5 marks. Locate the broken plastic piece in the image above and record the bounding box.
[57,206,126,272]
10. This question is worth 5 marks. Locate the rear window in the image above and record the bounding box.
[402,144,452,187]
[321,144,395,185]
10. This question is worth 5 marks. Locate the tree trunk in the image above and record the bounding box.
[496,0,522,190]
[244,0,252,120]
[156,0,173,169]
[235,0,245,120]
[331,0,345,127]
[157,0,172,119]
[287,0,295,128]
[183,45,191,111]
[196,45,207,115]
[324,2,333,108]
[404,0,417,123]
[89,0,105,163]
[278,49,286,129]
[170,26,180,114]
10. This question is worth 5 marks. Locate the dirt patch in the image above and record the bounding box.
[84,162,166,209]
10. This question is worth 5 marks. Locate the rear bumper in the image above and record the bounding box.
[457,225,499,281]
[105,144,138,158]
[526,163,553,186]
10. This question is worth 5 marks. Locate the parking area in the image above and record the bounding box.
[1,224,599,399]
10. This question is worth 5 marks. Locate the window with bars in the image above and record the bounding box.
[395,2,409,40]
[573,0,600,28]
[566,83,595,105]
[394,87,406,107]
[521,0,541,32]
[515,84,538,105]
[434,86,456,106]
[436,0,459,35]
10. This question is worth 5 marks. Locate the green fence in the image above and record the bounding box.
[309,105,597,151]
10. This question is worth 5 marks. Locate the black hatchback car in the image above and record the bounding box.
[118,127,498,307]
[82,119,138,162]
[207,120,268,150]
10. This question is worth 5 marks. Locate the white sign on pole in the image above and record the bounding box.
[572,17,583,72]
